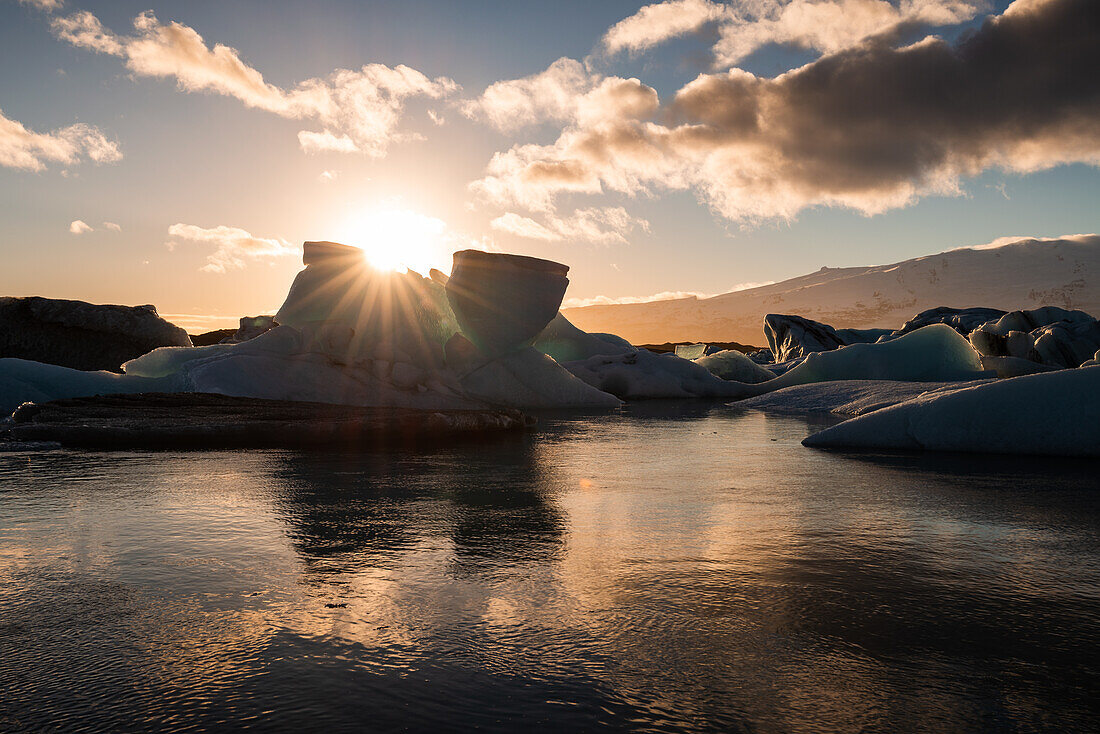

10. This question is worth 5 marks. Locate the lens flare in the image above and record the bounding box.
[335,208,450,274]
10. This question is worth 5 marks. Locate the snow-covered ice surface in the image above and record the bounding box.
[737,380,987,416]
[803,367,1100,457]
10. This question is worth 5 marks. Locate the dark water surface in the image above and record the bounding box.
[1,403,1097,732]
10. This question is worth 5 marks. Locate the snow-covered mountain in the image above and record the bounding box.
[562,235,1100,347]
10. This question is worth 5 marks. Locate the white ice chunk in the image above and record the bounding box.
[694,350,775,384]
[531,313,634,363]
[564,350,745,399]
[0,358,180,415]
[460,347,622,408]
[737,379,984,416]
[803,367,1100,457]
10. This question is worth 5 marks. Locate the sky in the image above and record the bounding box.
[1,0,1097,331]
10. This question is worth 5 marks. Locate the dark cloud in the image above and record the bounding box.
[474,0,1100,223]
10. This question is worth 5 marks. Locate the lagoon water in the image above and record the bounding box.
[1,403,1097,732]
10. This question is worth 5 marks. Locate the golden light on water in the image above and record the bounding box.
[334,208,450,275]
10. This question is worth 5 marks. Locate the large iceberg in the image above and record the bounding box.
[803,367,1100,458]
[1,243,622,413]
[0,296,191,371]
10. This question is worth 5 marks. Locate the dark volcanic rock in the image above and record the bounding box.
[0,296,191,371]
[1,393,533,450]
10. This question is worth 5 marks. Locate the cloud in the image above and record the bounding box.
[103,221,121,231]
[461,57,659,134]
[18,0,63,11]
[603,0,727,56]
[69,219,92,234]
[472,0,1100,224]
[957,232,1099,251]
[318,169,339,182]
[461,58,595,130]
[563,290,718,308]
[51,10,457,157]
[0,107,121,172]
[490,207,650,244]
[166,223,300,273]
[713,0,986,67]
[600,1,986,67]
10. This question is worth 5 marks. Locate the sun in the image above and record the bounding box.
[334,208,451,275]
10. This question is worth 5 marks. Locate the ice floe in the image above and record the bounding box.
[803,367,1100,458]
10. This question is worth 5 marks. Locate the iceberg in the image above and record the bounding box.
[742,324,990,397]
[0,296,191,372]
[1,243,623,413]
[967,307,1100,368]
[445,250,568,357]
[892,306,1007,338]
[531,313,634,363]
[562,350,746,399]
[737,380,985,416]
[803,367,1100,457]
[763,314,890,362]
[694,349,775,383]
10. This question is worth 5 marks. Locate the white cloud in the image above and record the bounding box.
[19,0,63,12]
[490,207,650,245]
[599,0,986,68]
[462,58,659,133]
[69,219,92,234]
[51,10,457,157]
[318,169,339,182]
[0,107,121,172]
[603,0,727,56]
[461,58,594,130]
[712,0,985,67]
[957,232,1099,251]
[103,221,122,231]
[166,223,300,274]
[489,213,560,241]
[563,290,717,308]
